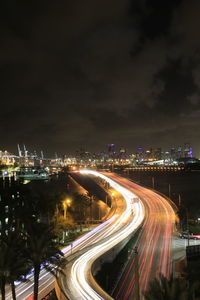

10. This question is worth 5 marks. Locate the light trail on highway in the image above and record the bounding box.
[57,170,145,300]
[4,171,175,300]
[4,170,144,300]
[108,173,176,300]
[4,215,119,300]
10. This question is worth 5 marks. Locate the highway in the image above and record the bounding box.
[4,170,144,300]
[56,170,145,300]
[4,171,176,300]
[4,216,122,300]
[108,173,176,300]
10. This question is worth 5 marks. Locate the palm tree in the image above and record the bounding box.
[0,239,9,300]
[28,179,69,220]
[53,214,75,243]
[144,274,189,300]
[72,192,91,221]
[190,280,200,300]
[23,220,65,300]
[0,231,31,300]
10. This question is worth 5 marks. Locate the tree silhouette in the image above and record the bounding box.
[23,220,65,300]
[144,274,189,300]
[0,231,31,300]
[71,192,91,221]
[53,214,76,243]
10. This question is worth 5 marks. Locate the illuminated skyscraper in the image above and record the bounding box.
[107,144,115,158]
[184,143,193,158]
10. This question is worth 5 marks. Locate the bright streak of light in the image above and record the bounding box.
[109,174,176,300]
[62,216,118,255]
[7,170,144,300]
[67,170,145,300]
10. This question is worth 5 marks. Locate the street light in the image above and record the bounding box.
[63,198,71,219]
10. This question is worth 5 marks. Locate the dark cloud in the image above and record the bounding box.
[1,0,200,156]
[130,0,182,39]
[155,59,197,114]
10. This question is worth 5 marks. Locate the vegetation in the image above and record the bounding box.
[188,224,200,235]
[187,259,200,299]
[70,192,92,221]
[144,275,189,300]
[23,220,65,300]
[0,231,31,300]
[0,174,95,300]
[53,214,75,243]
[144,274,200,300]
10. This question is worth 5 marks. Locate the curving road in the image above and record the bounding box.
[4,171,176,300]
[4,170,144,300]
[108,173,176,300]
[56,170,145,300]
[4,215,122,300]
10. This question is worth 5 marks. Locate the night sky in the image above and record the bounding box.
[1,0,200,156]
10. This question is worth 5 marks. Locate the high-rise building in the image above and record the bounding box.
[184,143,193,158]
[135,147,144,163]
[108,143,115,153]
[145,148,153,161]
[0,177,23,237]
[177,146,182,158]
[119,147,126,158]
[154,148,162,160]
[107,144,115,158]
[170,147,176,161]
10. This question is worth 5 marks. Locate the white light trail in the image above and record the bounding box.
[68,170,145,300]
[5,170,144,300]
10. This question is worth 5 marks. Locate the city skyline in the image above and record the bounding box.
[1,1,200,297]
[1,1,200,155]
[0,141,196,157]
